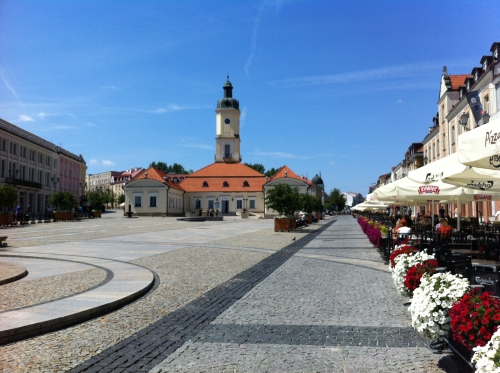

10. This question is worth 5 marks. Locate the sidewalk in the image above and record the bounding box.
[71,216,471,372]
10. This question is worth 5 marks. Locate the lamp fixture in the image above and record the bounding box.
[460,112,469,131]
[483,112,490,124]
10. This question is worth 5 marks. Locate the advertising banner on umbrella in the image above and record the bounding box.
[457,115,500,170]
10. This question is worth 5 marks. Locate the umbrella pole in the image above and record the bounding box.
[432,200,435,227]
[457,196,460,231]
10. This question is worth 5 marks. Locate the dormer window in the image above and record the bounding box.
[202,181,209,187]
[223,181,229,187]
[243,181,249,187]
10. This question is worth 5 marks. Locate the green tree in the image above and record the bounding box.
[300,193,322,215]
[244,163,265,174]
[49,192,77,211]
[264,167,280,177]
[149,161,190,174]
[87,190,106,210]
[325,188,346,212]
[264,183,301,217]
[0,184,18,211]
[117,194,125,204]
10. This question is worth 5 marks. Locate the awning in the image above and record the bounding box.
[457,115,500,170]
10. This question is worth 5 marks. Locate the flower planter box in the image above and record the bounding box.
[306,215,313,224]
[274,218,292,232]
[54,212,74,222]
[240,211,249,219]
[92,211,102,218]
[445,332,474,368]
[290,218,296,230]
[0,213,14,227]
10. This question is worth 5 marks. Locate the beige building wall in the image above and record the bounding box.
[124,179,184,216]
[184,192,264,215]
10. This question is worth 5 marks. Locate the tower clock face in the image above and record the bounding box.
[224,118,231,124]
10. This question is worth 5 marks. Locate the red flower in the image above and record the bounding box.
[403,260,439,294]
[389,245,418,268]
[450,289,500,350]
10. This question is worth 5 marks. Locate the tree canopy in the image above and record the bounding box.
[49,192,78,211]
[244,163,265,174]
[325,188,346,212]
[0,184,18,211]
[264,183,301,217]
[149,161,191,174]
[264,167,280,178]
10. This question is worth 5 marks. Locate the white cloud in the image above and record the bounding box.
[89,159,98,165]
[182,144,213,150]
[0,66,18,99]
[85,122,96,127]
[19,115,34,122]
[397,99,403,104]
[329,161,335,165]
[52,125,76,130]
[102,85,118,90]
[269,62,440,87]
[38,112,47,119]
[102,160,115,166]
[251,150,309,159]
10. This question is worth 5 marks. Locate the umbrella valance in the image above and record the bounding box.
[457,115,500,171]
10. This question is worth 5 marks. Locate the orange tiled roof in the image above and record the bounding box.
[180,176,265,193]
[190,162,265,177]
[180,162,266,193]
[268,165,311,185]
[132,167,184,191]
[449,75,470,90]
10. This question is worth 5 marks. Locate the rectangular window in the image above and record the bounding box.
[0,160,4,177]
[249,199,256,209]
[150,195,157,207]
[208,199,214,209]
[236,199,243,209]
[134,195,142,207]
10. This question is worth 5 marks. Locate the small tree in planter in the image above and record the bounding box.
[49,192,77,221]
[265,183,301,231]
[87,190,106,217]
[0,184,18,226]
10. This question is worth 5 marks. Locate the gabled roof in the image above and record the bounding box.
[268,165,311,185]
[131,167,184,191]
[189,162,264,177]
[180,162,266,193]
[449,75,470,90]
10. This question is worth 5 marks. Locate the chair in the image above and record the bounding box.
[446,254,472,281]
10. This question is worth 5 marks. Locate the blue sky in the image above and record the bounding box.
[1,1,500,195]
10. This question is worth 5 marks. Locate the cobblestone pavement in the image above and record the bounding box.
[0,215,474,372]
[148,216,472,373]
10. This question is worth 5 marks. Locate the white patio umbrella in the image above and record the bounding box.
[407,153,500,192]
[457,115,500,171]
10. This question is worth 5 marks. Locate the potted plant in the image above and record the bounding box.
[391,250,435,296]
[472,328,500,372]
[409,272,470,342]
[403,259,439,295]
[265,184,300,232]
[0,184,17,226]
[88,191,106,218]
[49,192,77,221]
[449,289,500,358]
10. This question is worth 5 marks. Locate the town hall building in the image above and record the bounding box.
[123,78,325,217]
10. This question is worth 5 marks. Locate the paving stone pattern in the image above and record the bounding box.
[67,220,334,373]
[150,216,472,373]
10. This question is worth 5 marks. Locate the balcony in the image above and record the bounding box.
[10,179,43,189]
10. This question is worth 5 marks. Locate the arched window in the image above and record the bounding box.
[202,181,209,187]
[223,181,229,187]
[243,181,249,187]
[224,144,231,158]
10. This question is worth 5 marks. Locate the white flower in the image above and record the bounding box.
[390,251,435,296]
[473,329,500,373]
[408,272,469,341]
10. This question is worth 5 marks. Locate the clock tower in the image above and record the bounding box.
[215,77,241,163]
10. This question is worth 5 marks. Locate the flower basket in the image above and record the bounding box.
[0,213,14,227]
[409,272,470,340]
[274,217,291,232]
[391,251,435,296]
[472,328,500,372]
[449,289,500,351]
